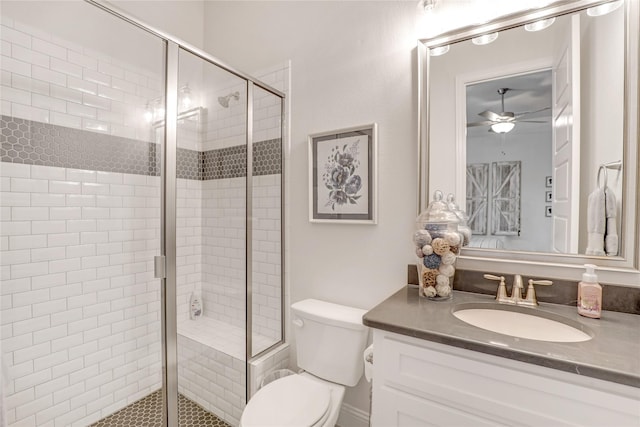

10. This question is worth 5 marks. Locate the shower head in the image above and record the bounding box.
[218,91,240,108]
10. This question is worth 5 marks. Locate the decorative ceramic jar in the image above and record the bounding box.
[446,193,472,247]
[413,191,462,300]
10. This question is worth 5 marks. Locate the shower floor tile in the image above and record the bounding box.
[91,390,232,427]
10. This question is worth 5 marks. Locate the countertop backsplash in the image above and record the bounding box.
[407,264,640,315]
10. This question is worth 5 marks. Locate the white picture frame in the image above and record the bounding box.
[308,123,378,224]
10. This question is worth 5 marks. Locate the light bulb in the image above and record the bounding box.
[587,0,623,17]
[429,45,450,56]
[472,32,499,45]
[180,85,192,111]
[143,105,153,123]
[524,17,556,32]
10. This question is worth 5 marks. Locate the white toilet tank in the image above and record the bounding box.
[291,299,369,387]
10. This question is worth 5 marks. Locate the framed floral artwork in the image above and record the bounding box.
[308,123,377,224]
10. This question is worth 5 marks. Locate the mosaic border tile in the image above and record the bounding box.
[1,115,281,180]
[1,115,159,176]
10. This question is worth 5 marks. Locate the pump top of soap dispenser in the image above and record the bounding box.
[582,264,598,283]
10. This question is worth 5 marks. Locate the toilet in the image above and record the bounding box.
[240,299,369,427]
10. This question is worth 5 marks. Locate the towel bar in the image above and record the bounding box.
[597,160,622,189]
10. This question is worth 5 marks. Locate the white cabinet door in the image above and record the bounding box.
[375,385,504,427]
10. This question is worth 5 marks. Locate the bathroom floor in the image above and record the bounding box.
[90,390,231,427]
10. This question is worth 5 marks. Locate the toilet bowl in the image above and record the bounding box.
[240,372,345,427]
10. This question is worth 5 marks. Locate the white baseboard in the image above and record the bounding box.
[337,402,369,427]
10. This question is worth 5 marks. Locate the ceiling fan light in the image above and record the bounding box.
[430,45,450,56]
[587,0,623,17]
[524,17,556,32]
[472,32,499,45]
[491,122,515,134]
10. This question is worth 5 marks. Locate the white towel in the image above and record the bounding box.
[604,187,618,256]
[585,186,619,256]
[586,187,606,256]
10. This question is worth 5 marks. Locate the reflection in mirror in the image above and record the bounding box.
[466,71,552,252]
[426,2,626,257]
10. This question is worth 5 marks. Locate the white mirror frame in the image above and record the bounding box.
[417,0,640,286]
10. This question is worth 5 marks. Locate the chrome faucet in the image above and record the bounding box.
[483,274,553,306]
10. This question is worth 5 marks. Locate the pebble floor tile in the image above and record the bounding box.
[91,390,232,427]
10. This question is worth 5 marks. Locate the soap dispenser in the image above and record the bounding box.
[578,264,602,318]
[190,291,203,320]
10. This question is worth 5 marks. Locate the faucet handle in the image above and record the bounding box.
[484,274,508,303]
[522,279,553,307]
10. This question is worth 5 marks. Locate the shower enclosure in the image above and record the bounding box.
[0,1,285,426]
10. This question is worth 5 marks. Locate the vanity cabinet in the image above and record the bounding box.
[371,329,640,426]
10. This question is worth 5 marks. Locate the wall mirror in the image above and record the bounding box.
[418,0,639,283]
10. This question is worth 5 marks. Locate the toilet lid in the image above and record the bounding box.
[242,375,331,427]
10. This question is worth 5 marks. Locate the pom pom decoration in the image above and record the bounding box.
[439,263,455,277]
[423,253,441,269]
[449,245,460,255]
[435,282,452,297]
[422,285,437,298]
[413,230,432,247]
[423,268,437,287]
[436,274,450,287]
[415,247,425,258]
[445,232,461,246]
[431,238,450,256]
[441,251,456,265]
[422,245,434,256]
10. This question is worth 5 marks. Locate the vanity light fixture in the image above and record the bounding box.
[429,45,450,56]
[472,32,499,45]
[587,0,623,17]
[491,122,515,134]
[422,0,437,12]
[524,17,556,32]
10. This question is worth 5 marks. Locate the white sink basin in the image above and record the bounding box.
[453,304,592,343]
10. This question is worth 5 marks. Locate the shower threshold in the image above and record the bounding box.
[90,389,232,427]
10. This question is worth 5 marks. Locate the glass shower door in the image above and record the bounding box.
[0,2,167,426]
[250,86,284,357]
[173,47,247,426]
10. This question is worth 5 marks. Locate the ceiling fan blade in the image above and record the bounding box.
[467,121,494,127]
[478,110,502,121]
[514,107,551,118]
[518,120,548,123]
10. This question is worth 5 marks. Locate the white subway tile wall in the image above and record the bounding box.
[252,174,282,350]
[177,334,246,426]
[1,162,162,427]
[0,18,162,141]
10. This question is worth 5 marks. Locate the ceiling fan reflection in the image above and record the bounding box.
[467,88,550,133]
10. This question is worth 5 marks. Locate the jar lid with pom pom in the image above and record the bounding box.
[416,190,460,231]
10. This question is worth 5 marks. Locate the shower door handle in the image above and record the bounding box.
[154,255,166,279]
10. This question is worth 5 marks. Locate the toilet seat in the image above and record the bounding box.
[241,375,331,427]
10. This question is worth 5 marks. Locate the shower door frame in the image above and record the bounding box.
[85,2,286,425]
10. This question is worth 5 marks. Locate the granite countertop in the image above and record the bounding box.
[363,287,640,388]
